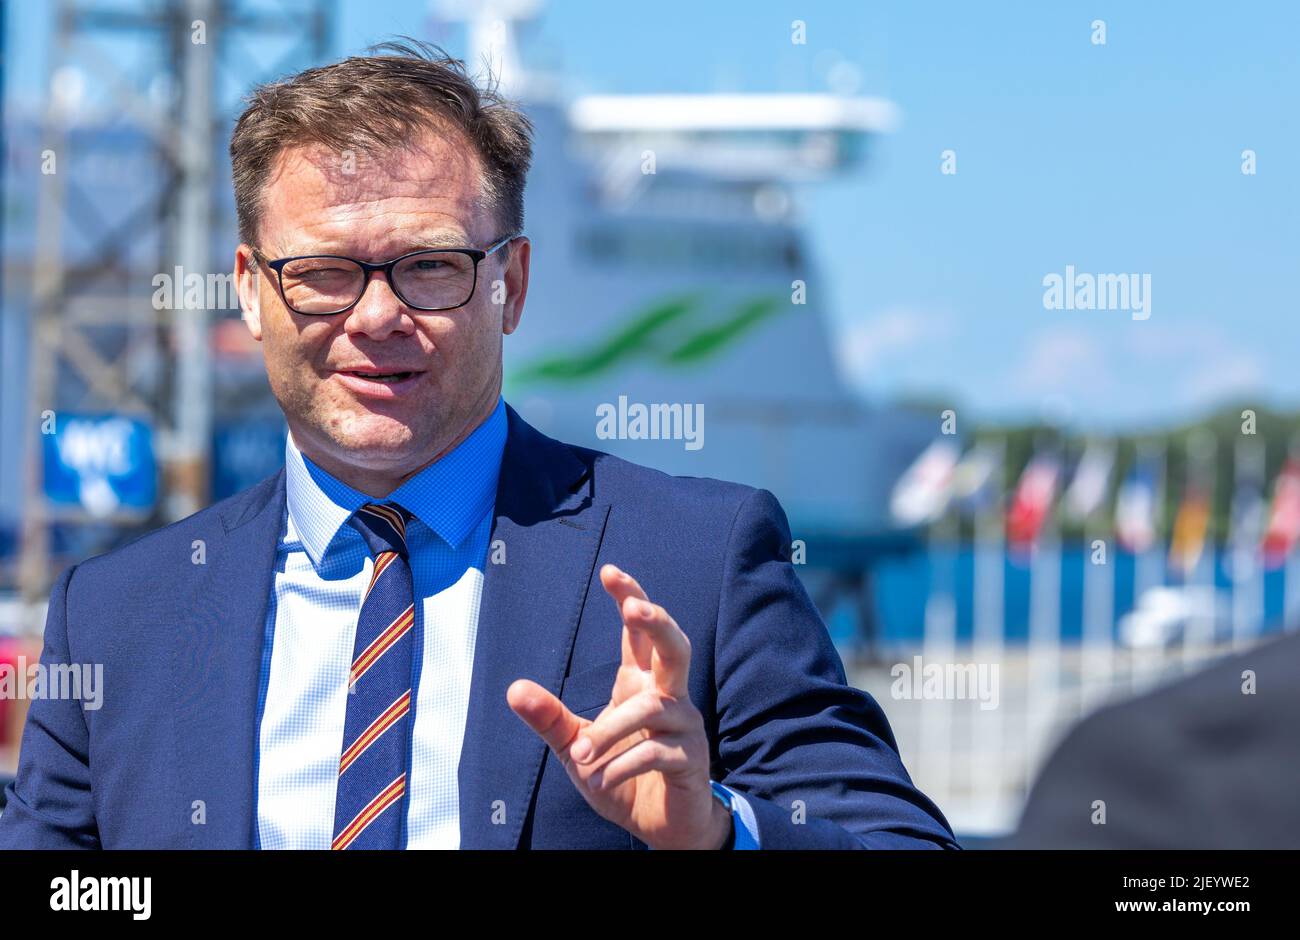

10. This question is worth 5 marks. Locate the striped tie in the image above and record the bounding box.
[332,501,416,850]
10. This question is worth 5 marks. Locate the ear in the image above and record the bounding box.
[499,237,531,336]
[236,245,264,341]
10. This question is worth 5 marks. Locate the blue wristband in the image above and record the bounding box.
[710,780,737,850]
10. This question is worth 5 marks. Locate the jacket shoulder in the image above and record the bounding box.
[67,468,284,582]
[566,439,765,518]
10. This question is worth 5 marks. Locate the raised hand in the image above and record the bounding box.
[506,563,731,850]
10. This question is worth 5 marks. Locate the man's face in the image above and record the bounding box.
[236,125,529,491]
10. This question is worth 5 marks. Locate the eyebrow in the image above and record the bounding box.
[275,230,472,258]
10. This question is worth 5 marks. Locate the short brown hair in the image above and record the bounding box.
[229,38,533,250]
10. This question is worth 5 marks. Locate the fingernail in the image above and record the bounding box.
[638,600,653,617]
[571,737,592,762]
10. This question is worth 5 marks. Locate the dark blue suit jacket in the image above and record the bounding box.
[0,403,956,849]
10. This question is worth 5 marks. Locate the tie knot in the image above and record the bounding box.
[351,502,413,559]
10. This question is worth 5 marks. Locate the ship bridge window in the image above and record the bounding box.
[577,226,799,272]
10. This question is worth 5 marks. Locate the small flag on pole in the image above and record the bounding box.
[890,438,961,527]
[1227,449,1266,583]
[1115,462,1158,553]
[952,441,1001,515]
[1007,451,1061,549]
[1064,442,1115,521]
[1262,457,1300,569]
[1168,484,1210,575]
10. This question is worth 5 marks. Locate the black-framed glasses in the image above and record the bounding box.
[250,234,518,315]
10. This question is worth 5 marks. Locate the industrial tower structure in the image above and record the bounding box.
[16,0,333,607]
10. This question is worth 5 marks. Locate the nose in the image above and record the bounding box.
[342,269,415,340]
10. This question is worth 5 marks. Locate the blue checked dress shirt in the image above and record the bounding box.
[253,395,759,849]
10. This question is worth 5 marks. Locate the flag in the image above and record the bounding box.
[1262,457,1300,568]
[1168,484,1210,575]
[1228,453,1266,576]
[890,438,961,527]
[1115,462,1157,552]
[1230,466,1266,549]
[1006,451,1061,548]
[951,441,1000,515]
[1064,442,1114,521]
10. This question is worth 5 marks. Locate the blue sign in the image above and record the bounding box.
[43,414,156,515]
[213,419,286,500]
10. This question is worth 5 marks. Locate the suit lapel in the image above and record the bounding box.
[165,405,607,849]
[458,404,610,848]
[171,468,285,848]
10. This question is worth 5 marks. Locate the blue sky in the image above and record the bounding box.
[7,0,1297,431]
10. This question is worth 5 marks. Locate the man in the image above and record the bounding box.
[0,41,956,850]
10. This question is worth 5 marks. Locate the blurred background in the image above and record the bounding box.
[1,0,1298,843]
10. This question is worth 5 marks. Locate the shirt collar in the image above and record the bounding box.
[284,396,508,569]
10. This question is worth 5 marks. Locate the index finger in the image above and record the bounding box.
[601,563,652,669]
[601,564,691,697]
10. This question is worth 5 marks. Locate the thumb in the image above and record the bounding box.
[507,678,584,757]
